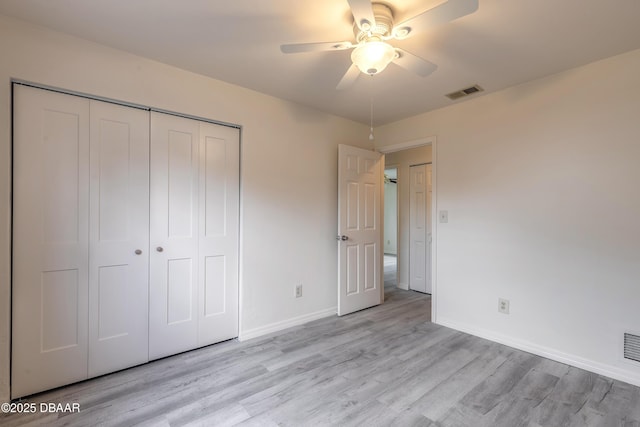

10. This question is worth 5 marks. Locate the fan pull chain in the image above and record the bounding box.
[369,77,374,141]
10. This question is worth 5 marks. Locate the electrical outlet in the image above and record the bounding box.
[498,298,510,314]
[295,284,302,298]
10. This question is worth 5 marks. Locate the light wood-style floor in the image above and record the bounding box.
[384,254,398,289]
[3,287,639,426]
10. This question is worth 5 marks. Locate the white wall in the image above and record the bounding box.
[385,146,432,289]
[0,14,372,402]
[375,48,640,386]
[383,176,398,255]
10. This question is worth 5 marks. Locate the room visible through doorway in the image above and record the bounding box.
[382,144,432,292]
[384,167,398,289]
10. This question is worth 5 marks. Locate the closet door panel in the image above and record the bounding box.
[12,85,240,398]
[198,123,240,345]
[88,100,150,377]
[12,85,90,398]
[149,112,200,360]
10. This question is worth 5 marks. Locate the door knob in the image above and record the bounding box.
[134,249,142,255]
[156,246,164,252]
[336,235,349,241]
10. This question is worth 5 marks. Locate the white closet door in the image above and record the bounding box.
[88,100,150,376]
[149,112,200,359]
[12,85,90,398]
[409,164,428,293]
[197,122,240,345]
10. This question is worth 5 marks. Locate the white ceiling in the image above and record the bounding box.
[2,0,640,125]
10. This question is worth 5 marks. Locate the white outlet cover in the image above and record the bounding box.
[498,298,510,314]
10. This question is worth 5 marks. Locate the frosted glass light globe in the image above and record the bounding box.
[351,41,396,75]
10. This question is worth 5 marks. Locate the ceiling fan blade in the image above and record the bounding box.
[393,49,437,77]
[280,41,354,54]
[392,0,478,39]
[336,64,361,91]
[347,0,376,32]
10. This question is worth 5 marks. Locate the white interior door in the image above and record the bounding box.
[12,85,90,398]
[409,163,432,294]
[149,112,200,360]
[88,100,150,376]
[197,122,240,346]
[337,144,383,316]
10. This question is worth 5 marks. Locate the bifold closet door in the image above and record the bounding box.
[149,112,239,360]
[88,100,150,377]
[149,113,200,359]
[12,85,90,398]
[197,122,240,346]
[12,85,150,398]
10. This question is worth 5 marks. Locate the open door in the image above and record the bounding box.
[337,144,383,316]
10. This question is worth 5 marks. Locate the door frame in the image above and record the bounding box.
[383,165,399,289]
[377,137,437,321]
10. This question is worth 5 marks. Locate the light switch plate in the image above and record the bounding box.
[439,210,449,223]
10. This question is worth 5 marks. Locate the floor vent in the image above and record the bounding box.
[624,333,640,363]
[446,84,484,100]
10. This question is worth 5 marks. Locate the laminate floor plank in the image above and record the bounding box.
[385,408,435,427]
[437,402,485,427]
[3,287,639,427]
[51,364,269,427]
[239,357,357,417]
[573,379,640,427]
[164,354,333,426]
[233,414,279,427]
[531,366,596,427]
[377,347,478,412]
[394,324,460,362]
[411,349,508,421]
[261,328,373,372]
[177,404,251,427]
[459,350,542,415]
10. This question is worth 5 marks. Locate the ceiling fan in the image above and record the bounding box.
[280,0,479,90]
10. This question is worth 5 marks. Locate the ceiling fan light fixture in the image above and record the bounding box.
[351,41,396,75]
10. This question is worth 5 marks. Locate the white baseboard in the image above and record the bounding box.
[239,307,336,342]
[437,317,640,388]
[397,282,409,290]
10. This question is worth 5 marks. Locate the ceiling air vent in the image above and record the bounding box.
[446,84,484,101]
[624,333,640,363]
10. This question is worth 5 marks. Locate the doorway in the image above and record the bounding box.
[380,140,435,315]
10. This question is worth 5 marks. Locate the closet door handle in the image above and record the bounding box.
[156,246,164,253]
[135,249,142,255]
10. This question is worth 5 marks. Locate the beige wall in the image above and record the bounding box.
[0,14,372,401]
[384,146,432,288]
[376,48,640,386]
